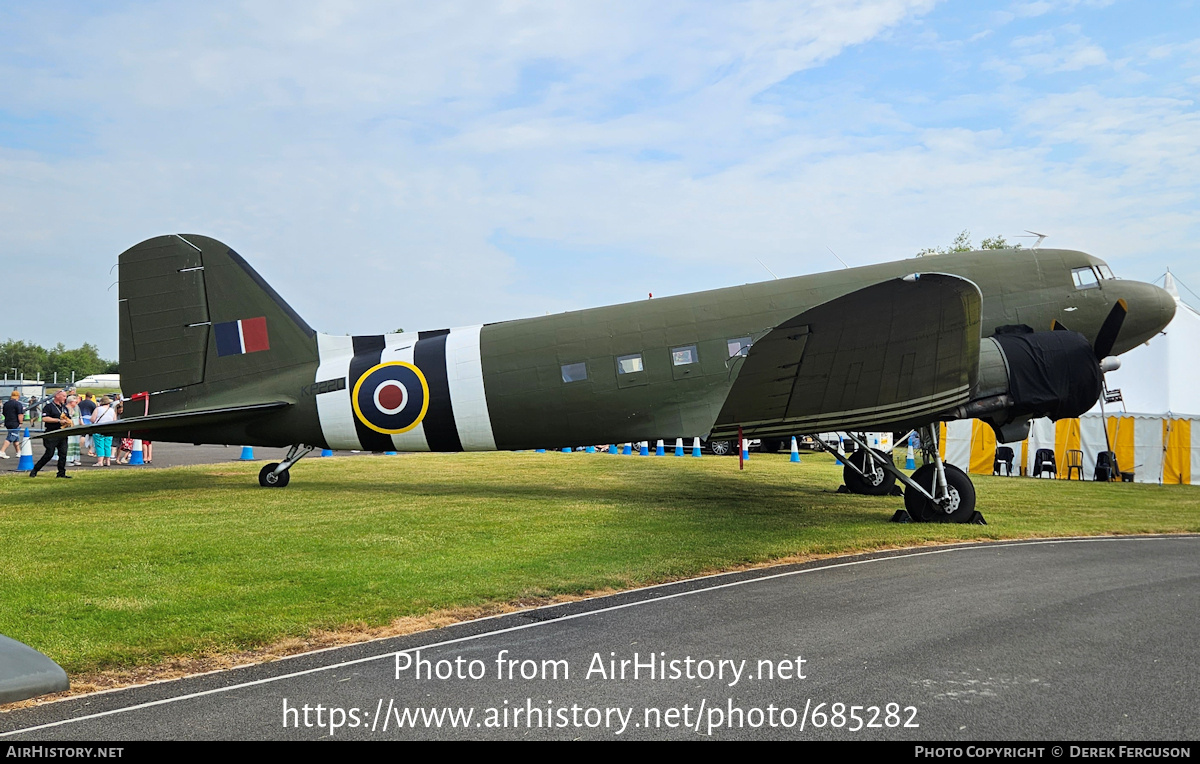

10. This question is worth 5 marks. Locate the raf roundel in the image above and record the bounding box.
[351,361,430,435]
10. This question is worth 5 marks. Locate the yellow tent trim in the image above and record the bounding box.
[969,420,997,475]
[1163,418,1191,485]
[1054,418,1082,478]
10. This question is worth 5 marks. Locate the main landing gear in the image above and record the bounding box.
[258,444,316,488]
[832,428,982,524]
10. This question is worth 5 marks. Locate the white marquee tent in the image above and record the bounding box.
[943,273,1200,484]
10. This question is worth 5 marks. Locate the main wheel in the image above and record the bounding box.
[904,463,975,522]
[707,439,734,456]
[843,448,896,495]
[259,463,290,488]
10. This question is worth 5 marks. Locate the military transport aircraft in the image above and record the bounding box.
[54,234,1174,523]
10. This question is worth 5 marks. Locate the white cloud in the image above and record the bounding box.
[1,0,1197,363]
[1010,0,1115,18]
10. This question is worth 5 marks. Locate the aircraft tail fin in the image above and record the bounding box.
[118,234,318,406]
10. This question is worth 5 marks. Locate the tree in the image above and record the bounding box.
[0,339,115,380]
[0,340,48,379]
[918,230,1022,257]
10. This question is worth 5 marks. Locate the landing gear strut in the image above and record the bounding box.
[838,428,981,524]
[809,435,897,496]
[258,444,316,488]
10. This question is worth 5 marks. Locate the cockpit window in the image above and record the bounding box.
[1096,264,1115,280]
[1072,267,1099,290]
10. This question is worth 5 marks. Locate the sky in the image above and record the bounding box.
[2,0,1198,362]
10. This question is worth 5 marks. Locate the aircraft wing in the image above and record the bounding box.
[31,402,291,439]
[711,273,981,438]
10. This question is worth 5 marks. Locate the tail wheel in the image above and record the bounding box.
[904,463,976,522]
[259,463,290,488]
[843,448,896,496]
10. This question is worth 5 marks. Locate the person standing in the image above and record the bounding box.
[30,389,71,478]
[79,393,97,457]
[65,395,83,466]
[113,400,132,464]
[1,390,25,460]
[89,396,116,467]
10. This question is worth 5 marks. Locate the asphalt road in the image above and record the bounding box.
[2,536,1196,741]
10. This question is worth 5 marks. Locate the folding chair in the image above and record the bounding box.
[993,446,1015,476]
[1066,449,1084,480]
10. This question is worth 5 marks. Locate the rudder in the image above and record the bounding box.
[119,234,317,402]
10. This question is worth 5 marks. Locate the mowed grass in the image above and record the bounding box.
[2,450,1198,674]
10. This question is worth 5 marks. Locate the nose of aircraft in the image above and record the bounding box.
[1109,280,1176,355]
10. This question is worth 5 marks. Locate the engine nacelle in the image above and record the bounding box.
[951,330,1103,443]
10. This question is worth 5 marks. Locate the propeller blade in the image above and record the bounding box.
[1093,299,1128,360]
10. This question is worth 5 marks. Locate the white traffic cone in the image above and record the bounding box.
[129,439,145,465]
[17,429,33,471]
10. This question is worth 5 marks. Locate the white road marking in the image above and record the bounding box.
[1,535,1192,737]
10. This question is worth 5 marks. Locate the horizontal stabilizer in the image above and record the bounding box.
[33,402,291,439]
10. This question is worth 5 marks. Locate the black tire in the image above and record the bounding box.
[259,463,290,488]
[759,438,783,454]
[904,463,975,522]
[843,448,896,496]
[707,439,734,456]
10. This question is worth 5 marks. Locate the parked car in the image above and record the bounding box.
[701,437,761,456]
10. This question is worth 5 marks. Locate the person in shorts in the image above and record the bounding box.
[1,390,25,459]
[89,396,116,467]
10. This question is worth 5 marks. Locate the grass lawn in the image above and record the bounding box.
[2,450,1198,675]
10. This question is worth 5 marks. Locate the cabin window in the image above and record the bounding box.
[1096,264,1115,280]
[616,353,644,374]
[671,345,698,366]
[561,362,588,383]
[1072,267,1099,290]
[727,337,752,358]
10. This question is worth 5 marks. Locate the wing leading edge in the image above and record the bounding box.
[710,273,982,438]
